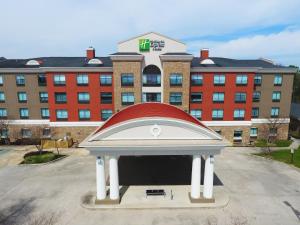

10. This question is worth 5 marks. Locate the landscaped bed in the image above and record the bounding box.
[254,148,300,168]
[21,151,66,164]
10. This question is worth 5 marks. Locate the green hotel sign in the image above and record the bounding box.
[139,39,165,52]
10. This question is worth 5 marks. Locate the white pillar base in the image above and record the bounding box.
[96,156,106,200]
[190,155,201,199]
[203,155,214,199]
[109,155,119,200]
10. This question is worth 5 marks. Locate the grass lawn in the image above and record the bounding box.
[22,151,65,164]
[254,149,300,168]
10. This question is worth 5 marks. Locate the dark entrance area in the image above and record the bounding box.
[118,155,223,186]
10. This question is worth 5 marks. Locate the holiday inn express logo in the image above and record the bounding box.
[139,39,150,52]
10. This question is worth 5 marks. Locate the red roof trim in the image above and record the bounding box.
[95,103,207,134]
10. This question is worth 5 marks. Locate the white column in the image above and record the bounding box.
[109,155,119,200]
[203,155,214,199]
[96,156,106,200]
[191,155,201,199]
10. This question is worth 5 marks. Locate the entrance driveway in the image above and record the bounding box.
[0,147,300,225]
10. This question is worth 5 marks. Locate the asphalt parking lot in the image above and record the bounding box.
[0,146,300,225]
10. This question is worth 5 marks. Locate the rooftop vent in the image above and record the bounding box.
[88,58,103,65]
[26,59,40,66]
[200,59,215,65]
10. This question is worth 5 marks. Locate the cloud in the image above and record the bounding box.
[188,28,300,66]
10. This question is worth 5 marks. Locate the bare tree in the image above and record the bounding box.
[0,119,9,144]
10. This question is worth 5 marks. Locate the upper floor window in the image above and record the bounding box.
[213,92,224,103]
[78,92,90,104]
[0,108,7,119]
[39,92,48,103]
[236,75,248,85]
[56,109,68,121]
[77,74,89,86]
[121,92,134,105]
[250,127,258,137]
[16,75,25,86]
[271,107,279,118]
[272,91,281,102]
[0,92,5,102]
[19,108,29,119]
[252,91,261,102]
[101,109,113,121]
[170,73,183,86]
[100,92,112,104]
[169,92,182,105]
[53,74,66,86]
[190,92,202,103]
[55,92,67,104]
[142,74,161,87]
[190,109,202,120]
[191,74,203,86]
[0,75,3,86]
[214,74,225,86]
[17,92,27,103]
[121,73,134,86]
[41,108,50,119]
[274,75,282,86]
[252,107,259,118]
[78,109,90,120]
[100,74,112,86]
[212,109,224,120]
[38,74,47,86]
[254,75,262,86]
[235,92,246,103]
[233,109,245,120]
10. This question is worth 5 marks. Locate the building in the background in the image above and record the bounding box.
[0,32,296,144]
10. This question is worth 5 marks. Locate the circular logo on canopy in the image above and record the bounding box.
[150,124,161,138]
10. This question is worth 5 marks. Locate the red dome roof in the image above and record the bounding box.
[95,103,206,133]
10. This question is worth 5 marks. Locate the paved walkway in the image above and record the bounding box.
[0,147,300,225]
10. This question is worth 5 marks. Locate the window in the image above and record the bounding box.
[17,92,27,103]
[252,91,261,102]
[213,92,224,103]
[233,130,243,142]
[16,75,25,86]
[78,92,90,104]
[56,109,68,120]
[100,74,112,86]
[236,75,248,85]
[21,128,32,138]
[19,108,29,119]
[0,92,5,102]
[274,75,282,86]
[190,92,202,103]
[252,108,259,118]
[100,92,112,104]
[254,75,262,86]
[101,109,113,121]
[77,74,89,86]
[41,108,50,119]
[271,107,279,118]
[142,93,161,102]
[39,92,48,103]
[191,74,203,86]
[143,74,161,87]
[0,108,7,119]
[190,109,202,120]
[269,128,277,136]
[169,73,183,86]
[0,128,8,138]
[38,74,47,86]
[272,91,281,102]
[234,109,245,120]
[214,74,225,85]
[121,92,135,105]
[214,129,221,135]
[42,128,51,137]
[121,73,134,86]
[235,92,246,103]
[53,74,66,86]
[55,93,67,104]
[169,92,182,105]
[212,109,223,120]
[250,127,258,137]
[78,109,90,120]
[0,75,3,85]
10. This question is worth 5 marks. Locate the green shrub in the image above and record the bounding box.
[22,151,64,164]
[275,140,293,147]
[290,131,300,139]
[255,139,268,147]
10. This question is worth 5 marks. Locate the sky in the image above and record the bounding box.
[0,0,300,67]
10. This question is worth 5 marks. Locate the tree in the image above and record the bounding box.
[0,119,9,144]
[290,65,300,103]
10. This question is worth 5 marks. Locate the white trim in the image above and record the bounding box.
[7,120,50,125]
[203,121,252,126]
[251,118,290,124]
[49,121,104,127]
